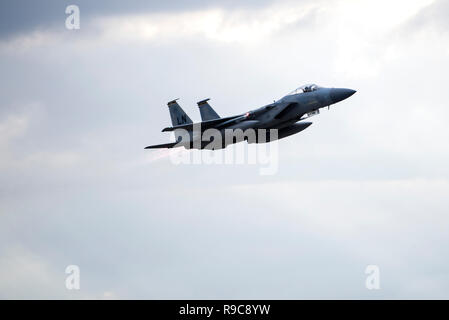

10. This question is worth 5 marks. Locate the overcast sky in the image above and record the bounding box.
[1,0,449,299]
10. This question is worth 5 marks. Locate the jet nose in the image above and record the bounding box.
[330,88,356,104]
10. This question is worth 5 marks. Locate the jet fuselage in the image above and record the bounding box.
[145,84,356,150]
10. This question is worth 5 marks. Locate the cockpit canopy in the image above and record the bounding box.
[286,84,321,96]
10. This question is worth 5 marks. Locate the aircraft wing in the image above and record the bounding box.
[161,103,278,132]
[161,115,243,132]
[273,102,299,120]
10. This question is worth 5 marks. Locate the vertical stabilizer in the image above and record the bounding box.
[167,99,193,126]
[197,98,220,121]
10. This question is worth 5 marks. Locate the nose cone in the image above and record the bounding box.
[330,88,356,104]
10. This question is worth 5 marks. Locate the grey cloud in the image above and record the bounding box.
[1,0,449,299]
[0,0,275,39]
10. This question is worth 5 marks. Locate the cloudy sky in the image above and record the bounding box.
[1,0,449,299]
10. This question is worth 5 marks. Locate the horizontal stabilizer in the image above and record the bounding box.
[144,142,179,149]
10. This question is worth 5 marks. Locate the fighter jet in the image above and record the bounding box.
[145,84,356,150]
